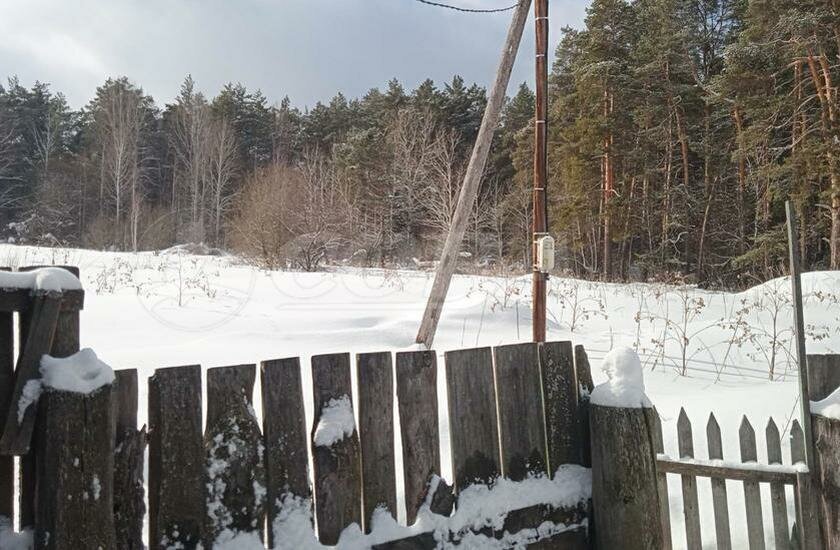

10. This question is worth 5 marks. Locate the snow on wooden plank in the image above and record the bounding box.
[204,364,265,544]
[739,416,766,550]
[396,350,440,525]
[310,353,360,545]
[0,293,60,456]
[538,340,578,471]
[765,418,790,549]
[148,364,205,549]
[260,357,310,548]
[444,347,500,492]
[494,342,547,480]
[357,351,396,531]
[706,413,732,550]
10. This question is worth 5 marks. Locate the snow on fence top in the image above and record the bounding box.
[590,346,652,408]
[0,267,81,292]
[313,395,355,447]
[811,386,840,420]
[40,348,115,394]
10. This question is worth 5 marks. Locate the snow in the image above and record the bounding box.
[0,267,81,292]
[39,348,115,394]
[213,529,264,550]
[811,386,840,419]
[271,466,591,549]
[589,346,652,408]
[313,395,355,447]
[0,244,838,549]
[0,516,32,550]
[17,380,42,423]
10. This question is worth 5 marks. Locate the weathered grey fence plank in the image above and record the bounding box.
[740,416,766,550]
[113,369,146,550]
[396,350,440,524]
[766,419,790,550]
[806,354,840,401]
[677,408,702,550]
[794,471,823,550]
[538,341,578,471]
[653,412,673,550]
[706,413,731,550]
[311,353,361,545]
[0,294,61,455]
[812,414,840,547]
[790,420,805,465]
[357,351,396,531]
[590,404,663,550]
[574,344,594,468]
[205,364,265,543]
[494,343,547,480]
[148,365,205,549]
[0,306,12,518]
[444,347,500,491]
[261,357,310,548]
[35,383,116,549]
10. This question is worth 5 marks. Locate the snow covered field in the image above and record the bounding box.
[1,244,838,549]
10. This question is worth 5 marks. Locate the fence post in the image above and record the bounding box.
[589,348,662,550]
[808,354,840,546]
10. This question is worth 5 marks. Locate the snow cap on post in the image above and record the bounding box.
[590,347,652,408]
[40,348,115,394]
[811,386,840,420]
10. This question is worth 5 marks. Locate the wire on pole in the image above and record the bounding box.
[413,0,521,13]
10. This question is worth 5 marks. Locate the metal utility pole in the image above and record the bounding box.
[532,0,549,342]
[415,0,532,348]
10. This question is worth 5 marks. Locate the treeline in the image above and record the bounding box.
[0,0,837,286]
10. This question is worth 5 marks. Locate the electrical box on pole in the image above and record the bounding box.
[536,235,554,273]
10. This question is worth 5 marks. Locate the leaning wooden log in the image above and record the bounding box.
[0,295,13,518]
[34,383,116,549]
[204,364,265,544]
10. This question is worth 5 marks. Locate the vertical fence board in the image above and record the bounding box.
[538,341,578,471]
[574,344,594,468]
[0,307,12,518]
[677,409,702,550]
[739,416,766,550]
[205,364,265,543]
[444,347,500,492]
[766,419,790,550]
[113,369,145,550]
[357,352,396,531]
[396,350,439,525]
[261,357,310,548]
[706,413,731,550]
[35,384,116,550]
[148,365,205,549]
[653,411,673,550]
[311,353,361,545]
[794,472,823,550]
[806,354,840,401]
[494,343,547,480]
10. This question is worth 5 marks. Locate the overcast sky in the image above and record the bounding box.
[0,0,587,110]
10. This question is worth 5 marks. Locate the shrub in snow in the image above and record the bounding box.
[313,395,355,447]
[590,346,652,408]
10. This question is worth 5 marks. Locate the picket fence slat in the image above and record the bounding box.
[358,351,397,530]
[766,419,790,550]
[148,365,205,549]
[311,353,361,545]
[205,364,265,542]
[261,356,311,548]
[396,350,440,524]
[494,343,547,480]
[653,411,673,550]
[538,341,578,471]
[706,413,732,550]
[790,420,805,465]
[739,416,766,550]
[113,369,145,550]
[677,408,702,550]
[444,347,500,491]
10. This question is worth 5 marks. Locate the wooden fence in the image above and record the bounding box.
[0,266,593,549]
